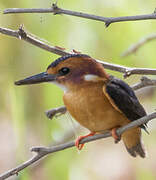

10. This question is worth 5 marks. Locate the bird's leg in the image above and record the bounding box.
[45,106,67,120]
[111,128,121,143]
[75,132,95,150]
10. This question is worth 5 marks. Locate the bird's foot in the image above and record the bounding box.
[75,132,95,150]
[111,128,121,143]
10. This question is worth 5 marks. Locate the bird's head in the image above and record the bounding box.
[15,54,109,91]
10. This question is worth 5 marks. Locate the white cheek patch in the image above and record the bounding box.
[84,74,101,82]
[50,81,68,92]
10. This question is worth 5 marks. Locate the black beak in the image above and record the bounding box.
[15,72,57,85]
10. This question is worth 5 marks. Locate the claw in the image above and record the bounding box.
[111,128,121,143]
[75,132,95,150]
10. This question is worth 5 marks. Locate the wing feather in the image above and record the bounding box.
[103,77,147,131]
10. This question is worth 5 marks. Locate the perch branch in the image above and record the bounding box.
[3,4,156,27]
[132,76,156,91]
[122,34,156,57]
[1,26,156,77]
[0,111,156,180]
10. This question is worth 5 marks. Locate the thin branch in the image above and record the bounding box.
[0,111,156,180]
[3,4,156,27]
[45,106,67,119]
[122,68,156,78]
[0,26,68,56]
[132,76,156,91]
[1,26,156,78]
[122,34,156,57]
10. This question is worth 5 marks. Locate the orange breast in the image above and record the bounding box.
[63,82,129,132]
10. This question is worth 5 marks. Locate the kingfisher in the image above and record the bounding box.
[15,54,147,158]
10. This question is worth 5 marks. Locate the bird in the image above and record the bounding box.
[15,54,147,158]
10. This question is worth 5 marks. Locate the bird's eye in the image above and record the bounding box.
[58,67,70,76]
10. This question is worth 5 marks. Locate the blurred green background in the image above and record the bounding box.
[0,0,156,180]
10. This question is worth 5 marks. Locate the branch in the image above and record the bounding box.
[45,106,67,119]
[122,68,156,78]
[0,25,68,56]
[3,4,156,27]
[0,111,156,180]
[122,34,156,57]
[132,76,156,91]
[1,26,156,78]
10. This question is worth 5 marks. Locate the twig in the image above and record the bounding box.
[0,111,156,180]
[1,26,156,77]
[132,76,156,91]
[0,26,68,56]
[122,68,156,78]
[3,4,156,27]
[45,106,67,119]
[122,34,156,57]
